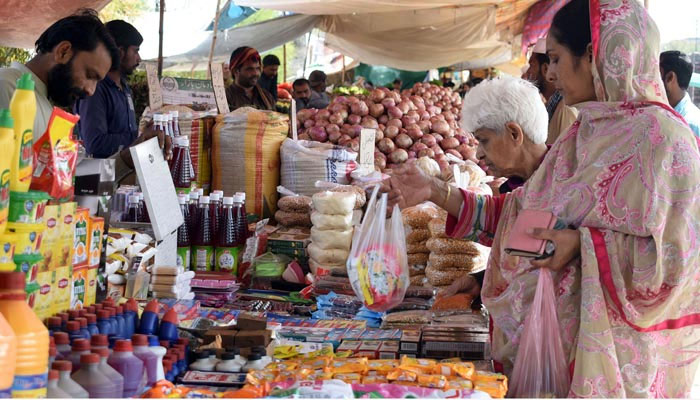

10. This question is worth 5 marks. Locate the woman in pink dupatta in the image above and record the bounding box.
[387,0,700,396]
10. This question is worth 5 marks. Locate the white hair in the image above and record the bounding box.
[461,76,548,144]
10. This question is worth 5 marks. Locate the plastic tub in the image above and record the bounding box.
[13,254,42,283]
[0,233,16,264]
[8,191,50,223]
[7,222,44,255]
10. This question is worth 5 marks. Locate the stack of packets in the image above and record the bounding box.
[313,292,384,328]
[150,265,194,299]
[243,353,507,398]
[191,271,240,308]
[105,228,157,300]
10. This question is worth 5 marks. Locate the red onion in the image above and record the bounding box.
[309,126,327,142]
[378,114,389,125]
[329,112,344,125]
[377,138,395,154]
[432,120,450,135]
[304,119,315,129]
[369,103,385,118]
[349,138,360,152]
[417,120,431,134]
[389,149,408,164]
[418,148,435,158]
[446,149,463,160]
[338,134,352,146]
[361,116,379,129]
[433,133,444,143]
[375,128,384,142]
[350,101,369,116]
[381,98,396,109]
[315,119,329,129]
[298,133,311,141]
[370,89,386,103]
[326,124,340,135]
[442,111,455,122]
[297,108,316,123]
[349,125,363,138]
[387,119,402,129]
[395,133,413,149]
[384,125,399,139]
[421,134,436,147]
[397,101,411,115]
[316,109,331,121]
[407,151,417,159]
[406,124,423,141]
[411,142,428,153]
[328,130,342,143]
[347,96,360,104]
[402,115,417,127]
[375,154,387,170]
[419,111,431,121]
[387,106,403,119]
[431,144,444,156]
[347,114,361,125]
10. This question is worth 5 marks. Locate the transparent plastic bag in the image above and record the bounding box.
[509,268,570,398]
[346,186,409,311]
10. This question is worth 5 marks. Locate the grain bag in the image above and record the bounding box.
[280,139,357,197]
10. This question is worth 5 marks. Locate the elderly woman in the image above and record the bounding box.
[388,0,700,396]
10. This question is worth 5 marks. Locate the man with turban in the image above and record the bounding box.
[225,46,275,111]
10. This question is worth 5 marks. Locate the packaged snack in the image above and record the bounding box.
[272,370,298,383]
[277,194,312,213]
[367,359,399,375]
[432,294,474,311]
[306,369,333,381]
[406,242,429,254]
[426,237,480,256]
[8,190,50,223]
[387,368,418,382]
[384,310,433,324]
[329,185,366,209]
[474,380,507,398]
[245,370,277,386]
[435,362,475,379]
[333,373,363,384]
[428,218,448,238]
[332,357,368,373]
[307,243,349,264]
[402,204,440,228]
[399,356,437,374]
[406,228,431,244]
[265,360,298,372]
[449,379,474,390]
[300,357,332,371]
[409,274,426,286]
[274,210,312,228]
[362,376,388,384]
[30,108,79,200]
[310,227,353,251]
[87,216,104,267]
[417,374,450,389]
[312,191,355,215]
[7,222,44,255]
[408,263,426,276]
[474,370,507,382]
[72,207,89,266]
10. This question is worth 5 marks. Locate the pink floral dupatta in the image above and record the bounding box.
[481,0,700,397]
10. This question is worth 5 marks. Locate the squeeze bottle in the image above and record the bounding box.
[0,312,17,398]
[137,299,159,336]
[158,308,179,344]
[85,313,99,336]
[46,369,70,399]
[0,110,14,233]
[91,348,123,398]
[51,360,87,398]
[9,74,35,192]
[124,298,139,338]
[71,353,114,398]
[0,271,49,397]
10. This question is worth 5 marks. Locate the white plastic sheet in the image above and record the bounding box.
[235,0,503,15]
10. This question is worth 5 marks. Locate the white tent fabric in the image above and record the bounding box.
[234,0,503,15]
[0,0,111,48]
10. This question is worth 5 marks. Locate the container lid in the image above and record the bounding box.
[0,109,13,129]
[176,338,190,346]
[78,309,87,318]
[221,352,236,360]
[197,188,204,196]
[76,317,87,328]
[144,298,159,313]
[0,271,26,290]
[189,191,200,200]
[105,307,116,317]
[158,339,170,348]
[85,313,97,324]
[116,305,124,314]
[147,335,160,346]
[52,360,72,372]
[53,332,69,345]
[57,312,69,322]
[210,192,220,202]
[48,316,62,328]
[91,348,109,358]
[80,353,100,364]
[131,334,148,346]
[213,190,224,196]
[178,194,187,205]
[153,114,163,122]
[65,320,79,332]
[16,73,35,90]
[222,196,234,205]
[170,111,179,118]
[68,310,81,320]
[86,306,96,314]
[233,194,244,203]
[162,359,173,372]
[49,345,56,357]
[48,369,59,381]
[93,304,103,311]
[129,195,140,203]
[162,308,178,324]
[72,338,90,352]
[237,192,246,200]
[247,352,262,361]
[97,310,110,319]
[114,339,133,352]
[91,334,108,347]
[200,196,210,204]
[125,298,139,312]
[196,350,210,359]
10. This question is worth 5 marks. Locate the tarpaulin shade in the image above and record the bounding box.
[234,0,504,15]
[0,0,111,48]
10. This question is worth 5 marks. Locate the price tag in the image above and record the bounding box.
[291,99,298,140]
[209,63,230,114]
[145,62,163,110]
[359,129,376,168]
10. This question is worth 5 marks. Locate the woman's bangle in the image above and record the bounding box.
[444,183,451,209]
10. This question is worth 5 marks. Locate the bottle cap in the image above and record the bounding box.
[76,317,87,328]
[153,114,162,122]
[221,352,236,360]
[49,344,56,357]
[138,192,144,200]
[159,340,170,348]
[53,332,69,345]
[0,272,25,290]
[125,298,138,312]
[176,338,190,346]
[57,312,69,322]
[144,299,159,313]
[196,350,210,359]
[162,359,173,372]
[105,307,116,318]
[91,334,109,348]
[247,352,262,361]
[68,310,80,320]
[233,194,244,203]
[213,190,224,197]
[129,195,140,204]
[78,309,88,318]
[0,109,13,129]
[162,308,179,324]
[197,188,204,196]
[180,136,189,146]
[170,111,179,118]
[16,73,35,90]
[65,320,79,332]
[97,310,110,319]
[86,306,96,314]
[116,305,124,315]
[85,313,97,324]
[72,338,90,352]
[47,316,62,328]
[91,348,109,358]
[52,360,72,372]
[222,196,234,205]
[93,304,103,311]
[80,353,100,364]
[189,191,200,200]
[210,192,220,202]
[178,194,188,205]
[132,334,148,346]
[49,369,59,381]
[114,339,133,352]
[237,192,246,200]
[200,196,210,204]
[102,297,115,307]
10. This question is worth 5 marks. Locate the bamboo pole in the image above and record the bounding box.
[341,55,346,84]
[207,0,223,79]
[158,0,165,77]
[283,44,287,82]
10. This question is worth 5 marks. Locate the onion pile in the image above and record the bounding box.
[297,83,478,173]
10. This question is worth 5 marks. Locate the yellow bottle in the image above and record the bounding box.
[0,312,17,397]
[9,74,36,192]
[0,272,48,398]
[0,110,14,233]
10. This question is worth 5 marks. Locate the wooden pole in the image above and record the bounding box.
[157,0,165,77]
[302,32,312,77]
[207,0,223,79]
[283,44,287,82]
[341,55,346,85]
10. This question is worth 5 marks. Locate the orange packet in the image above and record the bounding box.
[332,373,362,384]
[307,369,333,381]
[300,356,332,370]
[474,381,507,398]
[362,376,388,384]
[245,370,277,386]
[450,379,474,390]
[417,374,450,390]
[332,357,368,374]
[434,362,475,379]
[398,356,436,374]
[474,370,507,382]
[387,368,418,382]
[218,384,267,399]
[367,359,399,375]
[265,360,298,372]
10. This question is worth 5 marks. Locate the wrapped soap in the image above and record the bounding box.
[312,191,355,215]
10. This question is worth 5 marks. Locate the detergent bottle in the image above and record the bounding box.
[0,110,14,233]
[0,312,17,398]
[9,74,36,192]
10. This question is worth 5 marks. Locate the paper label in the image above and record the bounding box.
[215,247,239,275]
[145,62,163,110]
[18,129,33,182]
[11,372,47,398]
[193,246,214,271]
[359,129,376,168]
[210,63,230,114]
[177,246,191,270]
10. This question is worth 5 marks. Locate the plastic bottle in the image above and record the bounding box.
[172,345,187,372]
[49,336,57,365]
[192,196,213,271]
[96,310,113,336]
[56,312,69,329]
[138,192,150,223]
[114,306,127,339]
[137,299,159,336]
[53,332,71,359]
[188,191,200,234]
[9,74,35,192]
[46,369,70,399]
[78,309,87,318]
[51,360,88,398]
[104,307,120,338]
[67,309,80,321]
[158,308,178,344]
[209,192,221,240]
[174,136,194,194]
[67,338,90,372]
[176,195,191,270]
[124,195,142,223]
[241,351,266,372]
[132,334,161,387]
[0,272,50,397]
[0,110,14,234]
[170,111,180,136]
[47,316,62,335]
[107,340,145,398]
[85,313,99,337]
[75,317,91,339]
[189,350,216,372]
[216,352,243,372]
[0,312,16,398]
[124,298,139,338]
[236,192,249,239]
[215,196,240,274]
[72,353,114,398]
[162,359,174,382]
[147,339,166,384]
[91,348,124,397]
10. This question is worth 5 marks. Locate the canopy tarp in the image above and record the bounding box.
[234,0,503,15]
[0,0,111,48]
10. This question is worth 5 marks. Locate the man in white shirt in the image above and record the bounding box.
[660,50,700,137]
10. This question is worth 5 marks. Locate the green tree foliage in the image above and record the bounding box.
[99,0,149,23]
[661,38,700,54]
[0,47,31,67]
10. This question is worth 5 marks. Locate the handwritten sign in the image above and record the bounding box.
[291,99,298,140]
[145,62,163,110]
[359,129,376,168]
[210,63,230,114]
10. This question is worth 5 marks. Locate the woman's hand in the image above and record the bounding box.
[386,162,434,209]
[438,274,481,298]
[528,228,581,271]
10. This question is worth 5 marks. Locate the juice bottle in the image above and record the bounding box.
[131,334,160,387]
[138,192,150,223]
[234,193,248,243]
[192,196,213,271]
[0,110,14,234]
[164,114,173,137]
[176,195,191,270]
[169,136,181,181]
[0,312,17,398]
[170,111,180,136]
[51,360,87,398]
[172,136,194,194]
[9,74,36,193]
[209,192,221,241]
[107,340,145,398]
[216,196,239,275]
[0,271,49,398]
[91,348,123,397]
[71,353,114,398]
[124,195,141,223]
[188,190,200,234]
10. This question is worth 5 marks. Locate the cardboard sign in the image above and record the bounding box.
[359,129,376,168]
[160,76,216,110]
[291,99,298,140]
[210,63,230,114]
[145,62,163,110]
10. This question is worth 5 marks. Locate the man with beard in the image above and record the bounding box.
[74,20,142,158]
[308,70,330,109]
[0,9,118,141]
[259,54,280,103]
[291,78,313,110]
[225,46,275,111]
[524,38,577,144]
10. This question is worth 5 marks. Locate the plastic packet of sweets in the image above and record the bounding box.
[449,379,474,390]
[398,356,436,374]
[417,374,450,389]
[265,360,298,372]
[434,361,475,379]
[332,373,362,384]
[332,357,368,374]
[387,368,418,382]
[474,380,507,398]
[362,376,388,384]
[306,369,333,381]
[367,359,399,375]
[31,107,79,200]
[300,356,332,370]
[245,370,277,386]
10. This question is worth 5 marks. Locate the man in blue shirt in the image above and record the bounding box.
[75,20,142,158]
[660,50,700,137]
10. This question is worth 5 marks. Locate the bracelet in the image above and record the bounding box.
[443,183,451,209]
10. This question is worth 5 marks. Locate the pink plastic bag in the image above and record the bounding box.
[509,268,570,398]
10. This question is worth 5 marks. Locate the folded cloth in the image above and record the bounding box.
[150,271,195,285]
